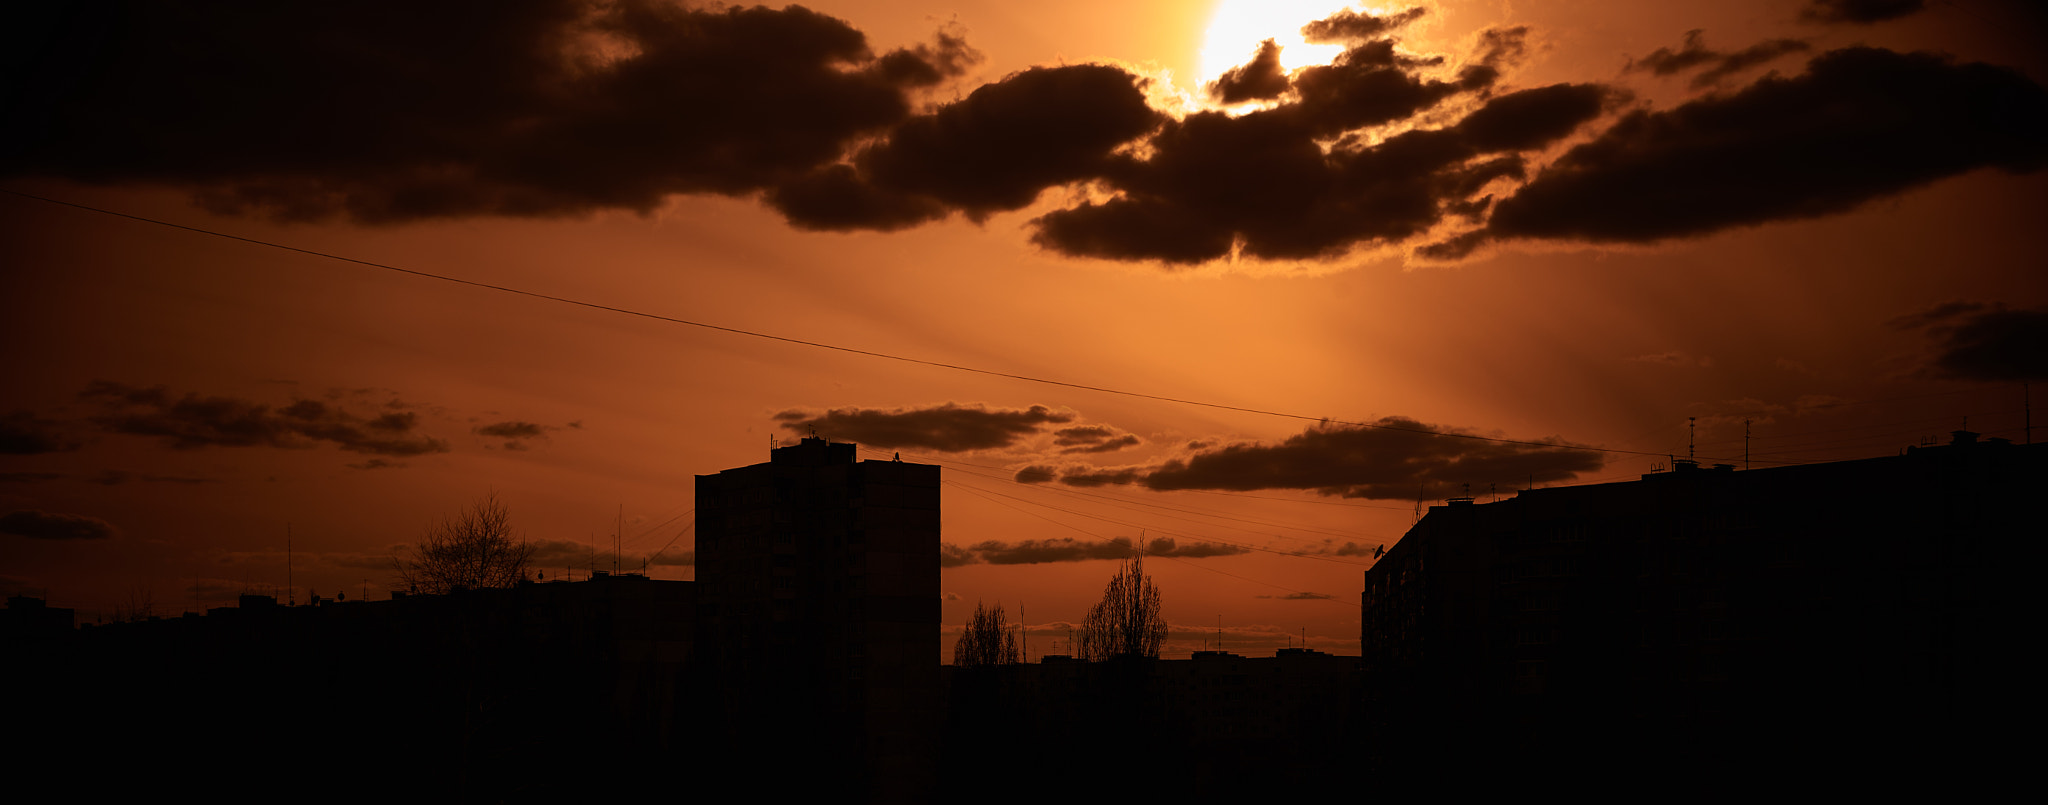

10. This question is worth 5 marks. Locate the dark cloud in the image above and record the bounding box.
[529,539,593,569]
[963,535,1242,565]
[90,470,218,485]
[81,382,449,457]
[1057,468,1147,488]
[773,403,1072,452]
[476,421,547,439]
[1210,39,1290,103]
[3,1,979,222]
[1887,300,1989,331]
[1013,465,1058,485]
[770,63,1163,229]
[1299,7,1428,43]
[1,510,117,540]
[0,411,81,455]
[1801,0,1926,24]
[1145,537,1249,559]
[1140,418,1603,500]
[968,538,1129,565]
[940,543,980,568]
[0,473,62,484]
[1327,542,1380,557]
[1052,425,1142,454]
[1257,592,1335,600]
[1470,48,2048,249]
[476,420,560,451]
[1627,30,1811,88]
[1034,75,1610,263]
[1893,302,2048,382]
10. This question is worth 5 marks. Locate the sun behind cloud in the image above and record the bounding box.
[1199,0,1377,88]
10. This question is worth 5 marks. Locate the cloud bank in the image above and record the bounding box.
[8,3,2041,268]
[943,536,1248,566]
[1,510,117,540]
[81,382,450,458]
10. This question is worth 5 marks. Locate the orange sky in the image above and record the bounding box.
[3,0,2044,659]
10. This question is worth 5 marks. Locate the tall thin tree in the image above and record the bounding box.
[954,600,1021,667]
[1080,550,1166,661]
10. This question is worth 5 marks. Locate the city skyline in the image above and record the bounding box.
[3,0,2043,658]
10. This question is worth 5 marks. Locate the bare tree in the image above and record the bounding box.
[953,601,1021,667]
[1080,550,1165,661]
[395,493,533,594]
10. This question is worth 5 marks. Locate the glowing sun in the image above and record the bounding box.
[1199,1,1377,90]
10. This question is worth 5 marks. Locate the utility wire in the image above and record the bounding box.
[5,189,1690,463]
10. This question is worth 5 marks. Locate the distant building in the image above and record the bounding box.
[1359,432,2038,781]
[694,437,941,800]
[1,595,73,642]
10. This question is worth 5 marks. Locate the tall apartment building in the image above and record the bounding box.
[1358,432,2037,781]
[694,437,941,798]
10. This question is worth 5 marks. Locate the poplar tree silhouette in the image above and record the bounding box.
[953,601,1021,666]
[1080,550,1166,661]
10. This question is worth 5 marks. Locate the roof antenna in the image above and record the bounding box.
[1744,418,1752,470]
[1688,416,1696,461]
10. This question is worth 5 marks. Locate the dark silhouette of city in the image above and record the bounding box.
[4,433,2036,800]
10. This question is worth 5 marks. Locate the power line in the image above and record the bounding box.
[4,189,1686,462]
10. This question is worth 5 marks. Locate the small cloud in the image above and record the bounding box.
[1328,541,1381,557]
[0,472,62,484]
[1626,30,1810,89]
[1800,0,1926,25]
[90,470,218,485]
[1012,465,1058,484]
[773,402,1074,452]
[0,411,82,455]
[1052,425,1142,454]
[969,537,1144,565]
[942,591,961,601]
[1058,467,1146,488]
[1256,592,1335,601]
[958,536,1243,565]
[1,510,117,540]
[1145,536,1249,559]
[475,421,547,439]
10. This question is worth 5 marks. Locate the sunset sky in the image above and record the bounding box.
[4,0,2044,659]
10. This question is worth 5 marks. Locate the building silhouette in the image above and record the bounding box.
[3,439,937,802]
[1359,432,2037,784]
[694,437,941,801]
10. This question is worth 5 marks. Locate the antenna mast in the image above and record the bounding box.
[1688,416,1696,461]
